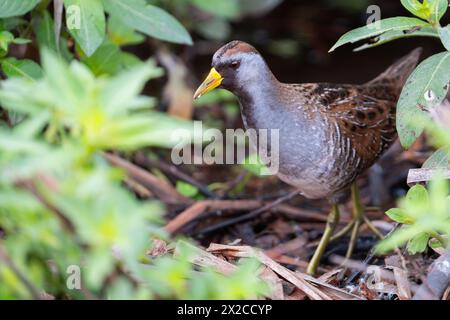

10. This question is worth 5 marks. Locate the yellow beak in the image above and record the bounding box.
[194,68,223,100]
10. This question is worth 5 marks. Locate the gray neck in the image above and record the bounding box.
[232,58,280,111]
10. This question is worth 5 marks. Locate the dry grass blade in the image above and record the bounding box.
[207,243,331,300]
[391,267,412,300]
[175,241,283,300]
[301,274,365,300]
[175,241,237,275]
[259,266,285,300]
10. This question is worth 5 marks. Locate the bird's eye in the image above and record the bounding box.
[230,61,240,69]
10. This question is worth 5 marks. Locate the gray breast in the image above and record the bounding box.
[240,98,351,199]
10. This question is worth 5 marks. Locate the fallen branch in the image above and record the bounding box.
[194,189,303,235]
[103,153,192,205]
[407,167,450,185]
[135,152,218,198]
[165,188,312,234]
[165,199,262,234]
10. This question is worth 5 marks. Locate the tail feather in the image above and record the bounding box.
[368,48,422,88]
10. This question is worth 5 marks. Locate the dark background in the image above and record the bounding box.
[191,0,444,85]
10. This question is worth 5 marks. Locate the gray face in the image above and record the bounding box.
[211,42,273,93]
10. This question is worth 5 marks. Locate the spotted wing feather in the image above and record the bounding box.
[311,83,399,171]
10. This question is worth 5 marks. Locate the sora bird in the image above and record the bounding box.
[194,40,421,275]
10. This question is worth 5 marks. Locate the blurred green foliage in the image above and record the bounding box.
[0,0,275,299]
[155,0,283,41]
[377,181,449,254]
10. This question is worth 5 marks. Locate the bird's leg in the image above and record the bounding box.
[345,183,364,259]
[345,183,387,259]
[307,204,340,275]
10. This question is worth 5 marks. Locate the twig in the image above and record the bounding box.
[103,153,192,205]
[407,167,450,185]
[268,254,329,274]
[123,177,153,198]
[221,171,251,196]
[135,152,218,198]
[165,199,264,234]
[17,179,75,233]
[0,242,41,299]
[195,189,302,235]
[189,203,329,230]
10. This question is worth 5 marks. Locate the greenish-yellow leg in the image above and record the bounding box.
[307,203,340,275]
[345,183,364,259]
[307,183,385,275]
[344,182,385,260]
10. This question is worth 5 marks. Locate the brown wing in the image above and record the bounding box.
[308,83,399,170]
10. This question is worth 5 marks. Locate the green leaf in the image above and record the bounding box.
[102,0,192,45]
[0,30,13,56]
[1,58,43,81]
[407,232,430,254]
[400,0,431,20]
[386,208,415,224]
[354,26,439,51]
[64,0,106,56]
[329,17,430,52]
[90,113,201,150]
[429,237,445,248]
[0,0,40,18]
[80,40,124,75]
[191,0,240,19]
[107,16,144,46]
[406,184,429,207]
[33,10,58,52]
[438,25,450,50]
[429,0,448,24]
[376,224,424,253]
[41,48,85,112]
[423,148,450,168]
[101,60,163,114]
[12,38,31,45]
[119,52,143,69]
[397,52,450,149]
[176,181,199,198]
